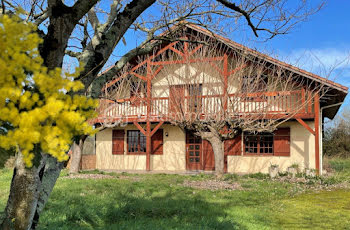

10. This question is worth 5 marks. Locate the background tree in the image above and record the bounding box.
[0,0,323,229]
[324,108,350,158]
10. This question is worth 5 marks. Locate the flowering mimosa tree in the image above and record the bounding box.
[0,14,97,229]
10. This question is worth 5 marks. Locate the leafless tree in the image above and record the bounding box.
[0,0,323,229]
[101,33,325,175]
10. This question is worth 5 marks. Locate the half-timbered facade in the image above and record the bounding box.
[85,24,348,174]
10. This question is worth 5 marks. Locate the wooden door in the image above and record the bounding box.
[169,85,185,116]
[186,132,202,170]
[202,140,215,171]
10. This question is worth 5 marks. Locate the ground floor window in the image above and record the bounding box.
[127,130,146,154]
[244,133,273,155]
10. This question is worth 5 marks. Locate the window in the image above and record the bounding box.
[187,84,202,112]
[244,133,273,155]
[127,130,146,154]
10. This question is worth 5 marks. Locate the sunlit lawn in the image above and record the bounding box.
[1,160,350,230]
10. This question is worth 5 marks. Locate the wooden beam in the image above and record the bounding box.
[296,118,315,135]
[130,72,147,81]
[169,46,185,57]
[151,121,164,136]
[228,64,248,75]
[189,44,203,56]
[314,93,320,173]
[146,61,152,171]
[150,65,164,80]
[133,121,146,135]
[223,54,228,111]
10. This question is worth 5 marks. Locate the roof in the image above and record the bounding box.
[183,23,348,93]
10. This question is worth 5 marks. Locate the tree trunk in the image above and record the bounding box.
[30,156,64,230]
[69,137,86,174]
[203,135,225,176]
[0,152,45,230]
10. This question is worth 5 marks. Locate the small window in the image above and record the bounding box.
[244,133,273,155]
[127,130,146,154]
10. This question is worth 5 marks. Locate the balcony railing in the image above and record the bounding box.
[93,89,314,123]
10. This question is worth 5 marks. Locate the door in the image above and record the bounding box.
[186,132,202,170]
[202,140,215,171]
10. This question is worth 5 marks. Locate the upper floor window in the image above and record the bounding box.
[187,84,202,112]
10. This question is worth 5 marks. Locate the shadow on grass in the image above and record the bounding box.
[38,181,244,230]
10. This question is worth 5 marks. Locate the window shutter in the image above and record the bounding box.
[151,129,163,155]
[224,134,241,156]
[112,130,125,155]
[274,128,290,156]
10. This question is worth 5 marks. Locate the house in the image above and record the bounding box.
[83,24,348,175]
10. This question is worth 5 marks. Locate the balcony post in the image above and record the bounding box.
[146,61,152,171]
[223,54,228,112]
[314,92,320,174]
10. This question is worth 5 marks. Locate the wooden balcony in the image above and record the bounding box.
[92,89,315,124]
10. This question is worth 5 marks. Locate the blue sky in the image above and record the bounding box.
[97,0,349,119]
[241,0,350,111]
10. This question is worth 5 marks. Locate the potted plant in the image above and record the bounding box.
[305,168,316,177]
[269,164,279,178]
[287,163,299,178]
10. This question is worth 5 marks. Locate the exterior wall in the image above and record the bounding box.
[95,124,186,171]
[96,121,316,174]
[96,128,147,170]
[151,125,186,171]
[152,64,238,97]
[227,120,315,173]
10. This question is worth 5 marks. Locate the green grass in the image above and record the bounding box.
[0,165,350,229]
[328,157,350,172]
[0,148,14,169]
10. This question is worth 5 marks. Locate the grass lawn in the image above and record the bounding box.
[1,159,350,230]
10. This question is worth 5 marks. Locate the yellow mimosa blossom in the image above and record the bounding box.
[0,14,97,167]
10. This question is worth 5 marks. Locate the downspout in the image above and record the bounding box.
[319,102,343,175]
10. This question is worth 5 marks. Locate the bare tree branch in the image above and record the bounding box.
[216,0,259,36]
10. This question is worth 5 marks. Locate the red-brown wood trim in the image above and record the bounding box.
[314,93,320,173]
[301,87,306,112]
[150,66,164,80]
[209,62,224,75]
[133,121,146,135]
[228,64,248,75]
[189,44,203,56]
[223,54,228,111]
[145,61,152,171]
[169,46,185,57]
[296,118,315,135]
[130,72,147,81]
[151,121,164,136]
[146,122,151,171]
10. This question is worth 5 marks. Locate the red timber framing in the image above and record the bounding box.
[96,39,320,172]
[102,40,231,171]
[296,93,320,173]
